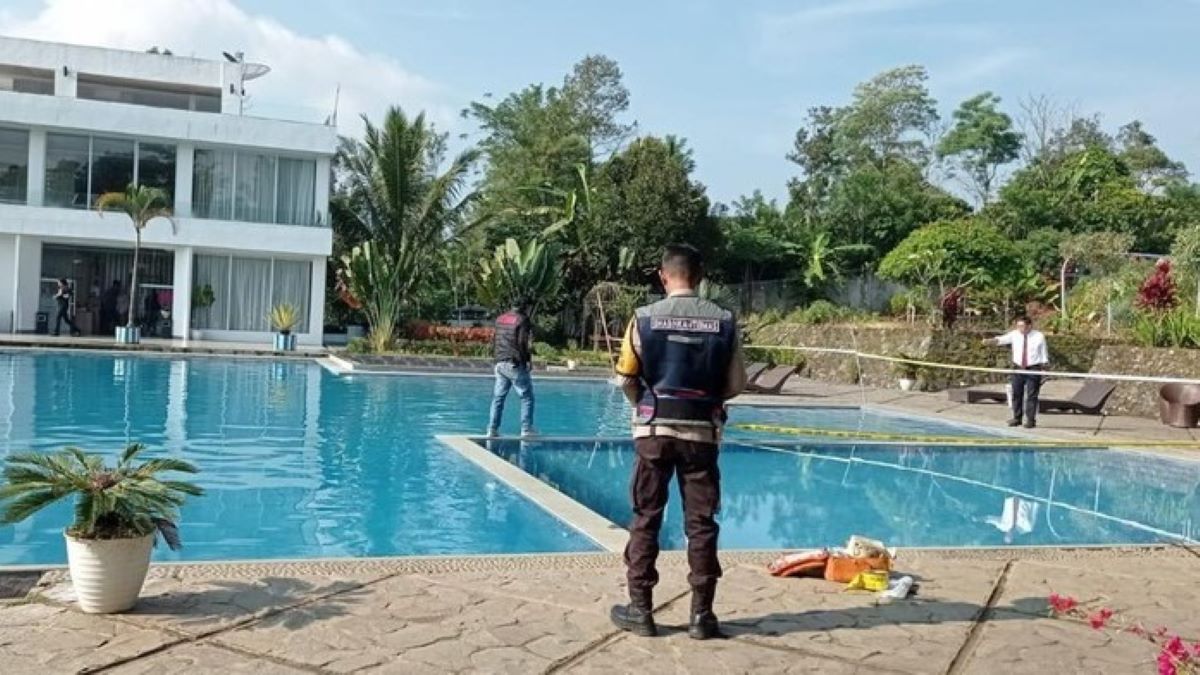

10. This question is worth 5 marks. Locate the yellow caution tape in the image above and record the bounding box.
[733,423,1200,449]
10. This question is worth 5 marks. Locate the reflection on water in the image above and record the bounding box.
[488,440,1200,549]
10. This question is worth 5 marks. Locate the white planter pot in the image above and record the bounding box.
[274,333,297,351]
[64,532,154,614]
[115,326,141,345]
[898,378,916,392]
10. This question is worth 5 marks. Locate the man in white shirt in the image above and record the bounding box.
[983,315,1049,428]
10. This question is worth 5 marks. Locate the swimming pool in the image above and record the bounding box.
[483,439,1200,548]
[0,351,1195,564]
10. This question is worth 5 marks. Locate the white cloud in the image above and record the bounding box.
[0,0,452,135]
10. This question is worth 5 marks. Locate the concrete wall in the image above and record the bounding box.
[1,35,230,91]
[0,91,335,155]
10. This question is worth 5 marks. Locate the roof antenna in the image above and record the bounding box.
[328,83,340,127]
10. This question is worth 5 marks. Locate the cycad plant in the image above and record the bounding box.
[477,238,562,317]
[0,444,202,549]
[268,303,300,335]
[96,184,177,331]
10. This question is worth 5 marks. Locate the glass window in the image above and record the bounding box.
[275,158,316,225]
[228,257,272,331]
[192,255,230,330]
[136,142,176,204]
[0,65,54,95]
[192,148,235,219]
[89,137,135,204]
[77,74,222,113]
[271,260,311,332]
[0,128,29,204]
[235,153,276,223]
[44,133,90,209]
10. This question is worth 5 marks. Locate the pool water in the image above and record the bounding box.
[487,440,1200,549]
[0,351,1195,564]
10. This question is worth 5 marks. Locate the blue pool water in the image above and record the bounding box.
[487,440,1200,549]
[0,350,1196,564]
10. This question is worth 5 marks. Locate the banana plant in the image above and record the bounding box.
[339,241,412,352]
[477,238,563,317]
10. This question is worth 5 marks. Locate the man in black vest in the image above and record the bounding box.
[610,244,747,640]
[486,301,535,436]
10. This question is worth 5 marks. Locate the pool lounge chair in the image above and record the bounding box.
[747,365,797,394]
[744,362,770,384]
[1039,380,1117,415]
[947,385,1007,404]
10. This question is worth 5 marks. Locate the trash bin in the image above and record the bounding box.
[35,312,48,335]
[1158,383,1200,428]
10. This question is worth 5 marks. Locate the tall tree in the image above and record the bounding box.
[337,106,479,345]
[786,66,965,269]
[562,55,636,156]
[1117,121,1188,193]
[937,92,1022,205]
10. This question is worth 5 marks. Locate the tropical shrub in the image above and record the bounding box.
[879,219,1024,306]
[1137,259,1180,313]
[95,184,177,330]
[0,444,202,549]
[406,322,494,343]
[477,238,563,316]
[268,303,300,334]
[339,242,405,352]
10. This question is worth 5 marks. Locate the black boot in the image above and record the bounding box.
[688,582,720,640]
[610,588,657,637]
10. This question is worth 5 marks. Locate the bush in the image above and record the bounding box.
[801,300,842,325]
[1130,309,1200,348]
[405,321,494,343]
[887,290,923,317]
[744,346,806,368]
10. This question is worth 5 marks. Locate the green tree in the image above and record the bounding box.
[937,92,1022,205]
[1059,231,1134,332]
[787,66,967,268]
[1117,121,1188,193]
[1171,224,1200,315]
[337,106,480,343]
[586,136,720,283]
[95,184,177,332]
[879,219,1024,313]
[716,193,804,283]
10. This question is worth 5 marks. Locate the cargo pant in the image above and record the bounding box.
[624,436,722,591]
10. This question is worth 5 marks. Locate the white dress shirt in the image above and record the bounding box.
[995,329,1048,367]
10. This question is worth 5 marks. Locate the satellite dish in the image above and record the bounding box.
[221,51,238,63]
[242,63,271,81]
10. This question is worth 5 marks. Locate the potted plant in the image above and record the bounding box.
[0,444,202,614]
[96,184,177,345]
[893,353,920,391]
[269,303,300,351]
[191,283,215,330]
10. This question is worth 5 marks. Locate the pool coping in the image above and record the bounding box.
[436,435,628,553]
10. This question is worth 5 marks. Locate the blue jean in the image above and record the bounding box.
[488,362,535,434]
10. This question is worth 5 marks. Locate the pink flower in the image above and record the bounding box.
[1163,637,1188,660]
[1048,593,1079,614]
[1158,652,1178,675]
[1088,608,1114,630]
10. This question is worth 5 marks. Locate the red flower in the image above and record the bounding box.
[1088,608,1114,630]
[1048,593,1078,614]
[1158,652,1178,675]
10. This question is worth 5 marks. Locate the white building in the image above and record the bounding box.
[0,36,334,344]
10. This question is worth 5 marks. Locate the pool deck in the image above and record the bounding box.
[2,547,1196,674]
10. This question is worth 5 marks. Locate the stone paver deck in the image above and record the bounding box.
[3,548,1197,674]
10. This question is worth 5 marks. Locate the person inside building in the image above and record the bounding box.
[983,314,1049,429]
[53,278,81,337]
[486,300,535,437]
[100,280,121,334]
[609,243,747,641]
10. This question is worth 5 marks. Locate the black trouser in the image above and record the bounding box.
[1011,365,1044,424]
[54,304,78,335]
[625,436,722,592]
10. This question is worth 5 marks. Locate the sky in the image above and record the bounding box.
[1,0,1197,204]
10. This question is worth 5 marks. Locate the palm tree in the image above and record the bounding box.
[95,184,177,334]
[338,106,480,347]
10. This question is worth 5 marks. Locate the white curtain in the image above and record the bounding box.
[275,158,316,226]
[193,255,229,329]
[229,257,272,331]
[192,149,235,219]
[234,153,276,223]
[271,260,312,332]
